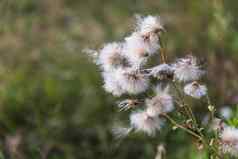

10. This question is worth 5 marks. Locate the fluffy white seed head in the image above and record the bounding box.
[184,81,207,99]
[102,71,125,96]
[117,68,149,95]
[130,111,162,136]
[123,32,160,68]
[173,56,205,82]
[220,127,238,156]
[136,15,164,36]
[99,43,129,71]
[146,88,174,117]
[147,64,174,80]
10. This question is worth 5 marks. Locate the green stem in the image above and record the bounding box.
[159,36,166,63]
[206,94,212,106]
[206,94,215,122]
[161,113,202,140]
[172,82,198,127]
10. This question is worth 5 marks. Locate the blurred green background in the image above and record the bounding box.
[0,0,237,158]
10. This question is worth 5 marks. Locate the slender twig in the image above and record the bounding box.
[206,94,212,106]
[161,113,202,140]
[173,99,189,117]
[206,94,215,122]
[186,103,198,127]
[160,48,166,64]
[159,36,166,63]
[172,82,197,125]
[172,82,208,145]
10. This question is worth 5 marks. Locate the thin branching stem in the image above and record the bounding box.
[206,94,215,122]
[172,82,198,126]
[159,36,166,63]
[161,113,202,140]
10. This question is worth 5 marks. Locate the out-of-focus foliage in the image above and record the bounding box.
[0,0,237,158]
[227,105,238,127]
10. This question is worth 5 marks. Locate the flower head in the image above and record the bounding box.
[117,68,149,94]
[146,64,174,80]
[102,71,125,96]
[146,87,174,116]
[220,127,238,156]
[99,43,129,71]
[136,15,164,36]
[184,81,207,99]
[173,56,205,82]
[123,32,160,67]
[130,111,162,136]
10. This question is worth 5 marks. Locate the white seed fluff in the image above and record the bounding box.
[173,56,205,82]
[147,64,174,79]
[130,111,162,136]
[146,88,174,117]
[220,127,238,156]
[123,32,160,68]
[136,15,164,36]
[99,42,128,71]
[184,82,207,99]
[102,71,125,96]
[117,68,149,95]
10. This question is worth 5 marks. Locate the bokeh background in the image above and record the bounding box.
[0,0,238,158]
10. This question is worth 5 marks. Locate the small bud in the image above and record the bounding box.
[198,128,204,132]
[208,105,215,112]
[172,126,178,130]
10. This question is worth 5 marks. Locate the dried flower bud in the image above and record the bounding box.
[208,105,215,112]
[117,99,141,111]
